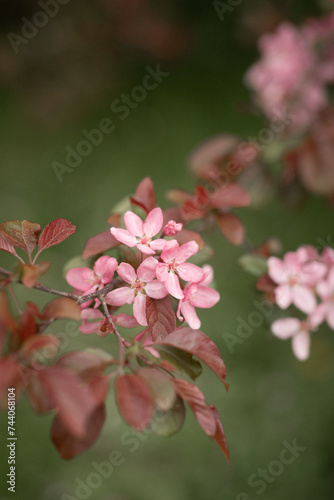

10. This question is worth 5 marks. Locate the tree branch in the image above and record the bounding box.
[0,266,123,304]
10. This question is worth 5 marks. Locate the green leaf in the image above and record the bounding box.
[239,254,268,276]
[149,396,185,437]
[154,345,202,380]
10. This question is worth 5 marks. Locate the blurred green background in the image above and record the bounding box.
[0,1,334,499]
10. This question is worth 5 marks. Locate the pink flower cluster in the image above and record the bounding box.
[268,246,334,360]
[66,208,220,332]
[245,13,334,133]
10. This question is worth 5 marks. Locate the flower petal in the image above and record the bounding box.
[292,331,310,361]
[66,267,95,292]
[165,273,184,299]
[105,287,134,306]
[178,263,204,283]
[156,263,168,283]
[133,294,147,326]
[161,239,179,263]
[137,257,158,282]
[117,263,137,284]
[136,243,155,255]
[181,301,201,329]
[275,284,292,309]
[80,309,104,320]
[79,320,104,335]
[191,286,220,308]
[271,318,300,339]
[177,241,199,263]
[143,207,163,237]
[200,265,214,286]
[326,306,334,329]
[145,280,168,299]
[268,257,287,284]
[110,227,137,247]
[124,211,144,237]
[114,313,139,328]
[150,238,166,251]
[292,285,316,313]
[94,256,118,284]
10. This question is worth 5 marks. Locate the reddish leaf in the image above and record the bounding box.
[0,290,16,333]
[52,404,106,459]
[155,328,228,388]
[210,184,251,208]
[216,213,245,246]
[0,357,21,403]
[38,218,76,252]
[131,177,156,213]
[146,296,176,342]
[26,372,55,413]
[21,261,51,288]
[173,379,229,460]
[162,207,185,225]
[16,303,39,343]
[167,189,192,205]
[82,230,119,260]
[137,368,176,412]
[173,378,216,436]
[42,298,81,320]
[188,134,242,180]
[174,229,205,250]
[55,351,113,381]
[87,374,111,406]
[20,334,59,362]
[106,213,122,227]
[38,367,96,438]
[209,404,230,461]
[0,220,41,254]
[0,235,19,258]
[115,374,154,430]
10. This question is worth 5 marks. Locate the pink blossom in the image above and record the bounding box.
[268,250,325,313]
[312,267,334,329]
[322,247,334,267]
[271,317,316,360]
[105,257,168,326]
[156,240,204,299]
[110,207,166,255]
[245,20,332,133]
[66,256,118,307]
[79,308,138,335]
[177,265,220,329]
[162,220,183,237]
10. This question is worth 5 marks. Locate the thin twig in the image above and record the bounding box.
[100,295,126,369]
[0,267,123,304]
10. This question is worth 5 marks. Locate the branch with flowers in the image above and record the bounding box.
[1,8,334,465]
[0,179,229,460]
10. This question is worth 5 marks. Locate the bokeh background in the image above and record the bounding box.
[0,1,334,499]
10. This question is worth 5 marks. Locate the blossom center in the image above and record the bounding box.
[287,275,299,287]
[167,259,179,273]
[139,235,152,246]
[131,279,146,296]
